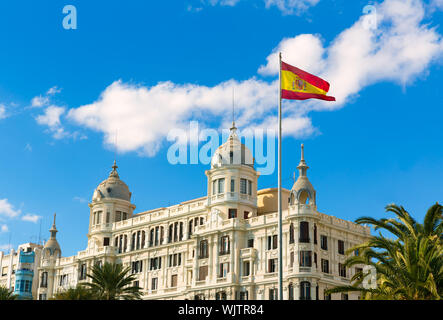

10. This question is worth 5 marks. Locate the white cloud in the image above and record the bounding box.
[73,196,88,203]
[35,105,69,139]
[24,143,32,152]
[21,214,42,223]
[259,0,443,109]
[264,0,320,14]
[66,0,442,157]
[47,86,62,96]
[31,95,49,108]
[430,0,443,9]
[0,104,7,119]
[0,225,8,232]
[68,79,298,156]
[0,199,21,219]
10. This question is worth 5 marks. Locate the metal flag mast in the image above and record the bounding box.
[278,52,283,300]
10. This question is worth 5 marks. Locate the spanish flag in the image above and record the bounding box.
[281,61,335,101]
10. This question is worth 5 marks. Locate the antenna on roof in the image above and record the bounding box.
[114,129,118,164]
[230,87,237,131]
[38,218,42,246]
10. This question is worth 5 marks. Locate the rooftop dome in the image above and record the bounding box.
[211,123,254,169]
[92,161,131,202]
[291,144,316,204]
[43,214,61,257]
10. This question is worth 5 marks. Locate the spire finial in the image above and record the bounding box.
[230,87,236,131]
[297,143,309,177]
[49,213,58,239]
[109,160,119,178]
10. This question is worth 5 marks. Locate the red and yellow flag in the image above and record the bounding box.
[281,61,335,101]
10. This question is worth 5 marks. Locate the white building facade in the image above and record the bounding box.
[32,125,370,300]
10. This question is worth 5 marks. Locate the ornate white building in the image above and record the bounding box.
[33,124,370,300]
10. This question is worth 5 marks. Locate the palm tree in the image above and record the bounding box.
[0,286,17,300]
[325,202,442,300]
[81,262,142,300]
[52,284,97,300]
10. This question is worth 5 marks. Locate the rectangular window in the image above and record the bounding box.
[79,264,87,280]
[240,178,247,194]
[219,236,230,255]
[239,291,248,300]
[151,278,158,291]
[219,262,230,278]
[290,251,294,267]
[213,180,217,195]
[339,263,347,277]
[228,208,237,219]
[199,265,208,281]
[243,261,250,276]
[299,221,310,243]
[103,237,110,246]
[268,258,277,273]
[247,239,254,248]
[247,180,252,195]
[115,211,122,222]
[299,251,312,267]
[230,179,235,192]
[338,240,345,255]
[267,235,278,250]
[218,178,225,194]
[269,288,278,300]
[199,240,208,259]
[320,235,328,250]
[321,259,329,273]
[106,211,110,223]
[171,274,177,287]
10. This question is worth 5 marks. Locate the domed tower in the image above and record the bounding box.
[39,214,61,299]
[205,122,259,220]
[42,213,61,259]
[289,144,316,208]
[88,161,136,250]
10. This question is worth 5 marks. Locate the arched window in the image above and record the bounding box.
[136,231,141,250]
[289,223,294,244]
[155,226,160,246]
[160,227,164,244]
[300,281,311,300]
[299,190,310,204]
[288,283,294,300]
[179,222,183,241]
[290,192,295,205]
[149,229,154,247]
[188,220,193,237]
[131,233,136,251]
[141,231,145,249]
[168,224,173,243]
[123,235,127,252]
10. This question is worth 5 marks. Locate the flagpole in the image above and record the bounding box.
[278,52,283,300]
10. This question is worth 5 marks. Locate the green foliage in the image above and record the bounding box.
[52,284,97,300]
[80,262,142,300]
[0,286,17,300]
[326,202,442,300]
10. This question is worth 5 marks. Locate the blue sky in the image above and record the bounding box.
[0,0,442,257]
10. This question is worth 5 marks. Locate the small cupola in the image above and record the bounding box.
[290,144,316,206]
